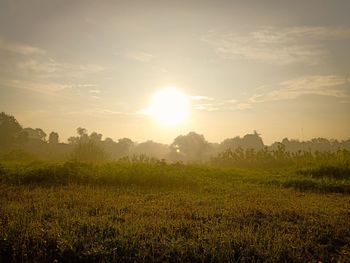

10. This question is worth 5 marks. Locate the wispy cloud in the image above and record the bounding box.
[0,39,46,55]
[191,75,350,111]
[0,38,106,98]
[249,75,350,104]
[189,95,214,101]
[124,51,154,62]
[4,79,71,96]
[68,109,140,116]
[88,89,101,94]
[17,58,105,77]
[0,39,105,79]
[2,79,100,97]
[203,26,350,65]
[190,96,237,112]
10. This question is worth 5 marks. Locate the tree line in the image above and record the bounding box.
[1,112,350,162]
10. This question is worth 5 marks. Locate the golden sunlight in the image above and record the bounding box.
[146,87,190,126]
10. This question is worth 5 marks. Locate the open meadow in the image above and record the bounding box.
[1,158,350,262]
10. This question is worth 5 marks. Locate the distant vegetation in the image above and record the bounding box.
[1,112,350,163]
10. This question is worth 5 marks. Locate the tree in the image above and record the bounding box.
[0,112,23,148]
[35,128,47,142]
[170,132,211,161]
[71,141,107,162]
[23,128,47,142]
[116,138,134,157]
[17,130,29,144]
[241,131,264,150]
[77,127,89,143]
[68,136,79,145]
[77,127,87,137]
[133,140,169,159]
[90,132,102,143]
[220,131,264,151]
[48,132,59,144]
[104,137,114,144]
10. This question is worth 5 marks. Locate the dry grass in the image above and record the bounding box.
[1,161,350,262]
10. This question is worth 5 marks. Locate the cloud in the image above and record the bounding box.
[125,51,154,62]
[190,75,350,111]
[249,75,349,104]
[0,38,106,98]
[68,109,140,116]
[5,79,71,96]
[193,103,221,111]
[89,95,101,100]
[17,58,105,77]
[189,95,214,101]
[2,79,97,97]
[191,97,237,112]
[0,39,46,55]
[235,103,252,110]
[0,38,105,80]
[203,26,350,65]
[88,89,101,94]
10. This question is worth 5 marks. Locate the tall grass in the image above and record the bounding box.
[211,147,350,168]
[1,159,350,262]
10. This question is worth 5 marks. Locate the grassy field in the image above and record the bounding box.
[0,160,350,262]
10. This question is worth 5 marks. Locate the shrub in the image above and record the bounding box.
[70,141,108,162]
[297,165,350,180]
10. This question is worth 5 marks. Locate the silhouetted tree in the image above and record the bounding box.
[71,141,107,162]
[116,138,134,157]
[170,132,211,161]
[68,136,79,145]
[17,130,29,144]
[35,128,47,142]
[90,132,103,143]
[0,112,24,149]
[23,128,47,142]
[220,131,264,151]
[2,112,350,161]
[77,127,89,143]
[133,140,169,159]
[77,127,87,137]
[48,132,59,144]
[104,137,114,144]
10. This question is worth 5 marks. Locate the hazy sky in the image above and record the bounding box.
[1,0,350,144]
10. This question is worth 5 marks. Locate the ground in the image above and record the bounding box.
[0,161,349,262]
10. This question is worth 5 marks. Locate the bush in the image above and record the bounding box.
[297,165,350,180]
[0,149,38,162]
[70,141,108,162]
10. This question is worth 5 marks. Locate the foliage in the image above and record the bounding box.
[170,132,211,161]
[296,164,350,180]
[212,146,350,168]
[2,112,350,163]
[0,112,24,149]
[48,132,59,144]
[0,149,38,162]
[220,130,264,151]
[70,141,108,162]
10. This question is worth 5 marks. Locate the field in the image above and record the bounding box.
[1,160,350,262]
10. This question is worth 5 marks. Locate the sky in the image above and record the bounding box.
[0,0,350,145]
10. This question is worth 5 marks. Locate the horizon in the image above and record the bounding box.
[1,0,350,145]
[3,111,350,146]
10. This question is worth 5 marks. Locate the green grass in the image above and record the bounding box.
[1,161,350,262]
[297,165,350,180]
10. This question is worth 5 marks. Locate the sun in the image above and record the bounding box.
[146,87,190,126]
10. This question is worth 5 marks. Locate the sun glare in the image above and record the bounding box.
[147,87,190,126]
